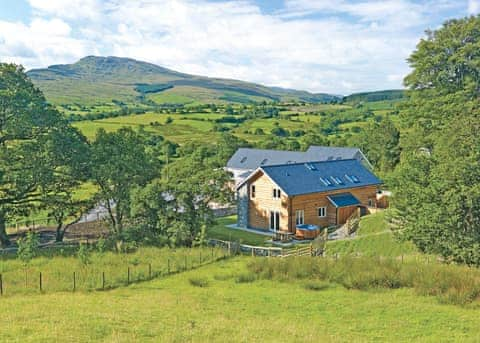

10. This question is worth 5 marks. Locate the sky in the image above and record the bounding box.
[0,0,479,94]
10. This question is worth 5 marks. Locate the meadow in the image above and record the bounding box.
[0,257,479,342]
[0,246,224,296]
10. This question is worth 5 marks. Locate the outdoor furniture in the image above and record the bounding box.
[272,230,294,242]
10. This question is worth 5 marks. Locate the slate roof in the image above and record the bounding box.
[240,159,381,196]
[327,193,361,207]
[226,146,368,171]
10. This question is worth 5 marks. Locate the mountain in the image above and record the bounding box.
[27,56,340,105]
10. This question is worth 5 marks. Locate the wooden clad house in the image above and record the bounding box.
[235,159,382,237]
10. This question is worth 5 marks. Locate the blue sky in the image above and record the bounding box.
[0,0,479,94]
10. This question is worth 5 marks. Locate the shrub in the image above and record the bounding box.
[235,272,256,283]
[17,231,39,265]
[303,281,330,291]
[189,277,209,288]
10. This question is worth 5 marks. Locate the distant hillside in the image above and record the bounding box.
[27,56,339,105]
[343,90,405,103]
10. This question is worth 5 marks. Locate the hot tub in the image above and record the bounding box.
[295,224,320,240]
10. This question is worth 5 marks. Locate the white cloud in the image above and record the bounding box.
[28,0,102,20]
[0,0,469,94]
[468,0,480,14]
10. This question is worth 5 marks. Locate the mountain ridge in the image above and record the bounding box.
[27,56,340,105]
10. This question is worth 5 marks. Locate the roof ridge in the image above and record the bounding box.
[260,158,358,169]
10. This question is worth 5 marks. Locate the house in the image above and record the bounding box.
[235,159,382,238]
[226,146,372,185]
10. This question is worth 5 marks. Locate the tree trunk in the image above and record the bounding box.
[55,223,65,242]
[0,210,10,247]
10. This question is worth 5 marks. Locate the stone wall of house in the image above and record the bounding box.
[237,184,249,228]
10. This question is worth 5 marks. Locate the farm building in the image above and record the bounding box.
[226,145,372,185]
[235,159,382,239]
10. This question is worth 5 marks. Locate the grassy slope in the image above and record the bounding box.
[326,212,417,257]
[207,216,269,246]
[0,258,479,342]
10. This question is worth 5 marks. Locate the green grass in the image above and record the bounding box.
[207,216,269,246]
[0,246,223,296]
[326,212,417,257]
[0,257,479,341]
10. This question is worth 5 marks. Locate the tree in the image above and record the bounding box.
[40,126,93,242]
[354,117,400,173]
[90,127,159,243]
[391,16,480,265]
[0,64,82,247]
[131,148,233,247]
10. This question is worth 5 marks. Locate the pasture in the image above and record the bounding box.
[0,257,479,342]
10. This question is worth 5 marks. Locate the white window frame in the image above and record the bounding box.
[295,210,304,226]
[318,207,327,218]
[273,188,281,199]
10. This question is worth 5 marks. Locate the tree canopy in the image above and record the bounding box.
[391,16,480,265]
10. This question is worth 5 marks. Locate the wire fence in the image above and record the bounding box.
[0,246,228,297]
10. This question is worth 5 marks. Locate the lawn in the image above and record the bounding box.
[326,212,418,257]
[0,257,479,342]
[207,216,269,246]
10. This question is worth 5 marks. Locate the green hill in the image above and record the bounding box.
[343,89,405,103]
[27,56,339,105]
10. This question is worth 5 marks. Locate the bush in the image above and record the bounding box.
[189,276,209,287]
[17,231,39,265]
[235,272,256,283]
[303,281,330,291]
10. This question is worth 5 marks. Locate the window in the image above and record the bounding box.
[273,188,281,199]
[318,207,327,218]
[250,185,256,199]
[295,210,304,225]
[368,198,375,207]
[270,210,280,231]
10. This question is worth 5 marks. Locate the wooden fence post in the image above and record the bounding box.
[39,272,42,292]
[211,247,214,261]
[0,274,3,296]
[73,272,76,292]
[148,263,152,279]
[127,267,130,285]
[102,272,105,290]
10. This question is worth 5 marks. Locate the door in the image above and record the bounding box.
[270,210,280,231]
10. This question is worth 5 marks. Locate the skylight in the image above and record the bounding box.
[240,157,247,163]
[320,177,332,186]
[305,163,317,171]
[345,174,360,183]
[260,159,268,165]
[331,176,344,185]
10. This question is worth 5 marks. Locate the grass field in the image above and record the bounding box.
[0,247,223,296]
[206,216,269,246]
[326,212,418,257]
[1,257,479,342]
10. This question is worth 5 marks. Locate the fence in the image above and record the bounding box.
[0,246,227,297]
[208,238,314,257]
